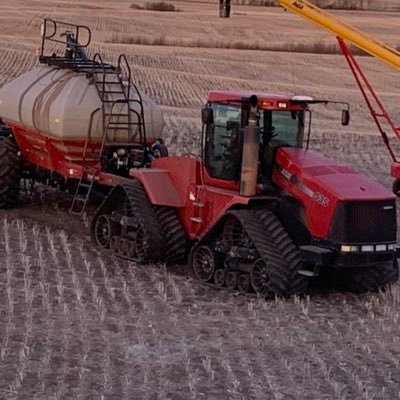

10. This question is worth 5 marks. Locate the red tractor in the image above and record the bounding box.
[0,19,398,296]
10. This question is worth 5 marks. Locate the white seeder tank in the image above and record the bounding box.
[0,65,164,143]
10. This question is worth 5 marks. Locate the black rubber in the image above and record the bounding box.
[392,179,400,197]
[155,206,187,263]
[343,262,399,293]
[254,209,309,296]
[91,180,166,262]
[188,208,309,297]
[0,137,21,209]
[151,142,169,158]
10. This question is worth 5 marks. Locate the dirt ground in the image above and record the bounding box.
[1,1,400,399]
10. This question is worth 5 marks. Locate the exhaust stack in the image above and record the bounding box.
[240,96,259,197]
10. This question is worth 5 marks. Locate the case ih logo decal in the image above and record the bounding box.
[280,167,329,207]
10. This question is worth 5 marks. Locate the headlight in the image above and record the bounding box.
[117,148,127,156]
[361,245,374,252]
[375,244,387,252]
[341,245,359,252]
[388,244,396,250]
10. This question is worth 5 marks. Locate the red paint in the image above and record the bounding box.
[208,90,305,110]
[273,148,395,239]
[338,37,400,170]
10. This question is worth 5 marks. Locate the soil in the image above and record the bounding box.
[1,1,400,399]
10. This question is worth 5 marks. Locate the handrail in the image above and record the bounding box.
[92,53,107,101]
[117,54,132,100]
[40,18,91,61]
[117,54,147,144]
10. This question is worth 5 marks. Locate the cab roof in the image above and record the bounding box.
[208,90,293,103]
[207,90,309,110]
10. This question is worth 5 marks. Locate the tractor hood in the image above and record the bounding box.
[272,147,395,240]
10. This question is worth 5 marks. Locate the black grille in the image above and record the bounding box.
[329,200,397,243]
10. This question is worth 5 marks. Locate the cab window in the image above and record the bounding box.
[259,110,304,147]
[204,104,242,181]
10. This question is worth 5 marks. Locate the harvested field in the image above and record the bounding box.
[1,0,400,399]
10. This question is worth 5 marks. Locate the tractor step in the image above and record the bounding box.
[99,90,125,95]
[100,81,124,85]
[101,99,128,103]
[298,269,318,277]
[106,121,134,125]
[106,126,134,130]
[104,113,130,117]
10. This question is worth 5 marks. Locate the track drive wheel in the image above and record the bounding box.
[190,245,216,283]
[0,136,21,209]
[93,215,119,248]
[343,263,399,293]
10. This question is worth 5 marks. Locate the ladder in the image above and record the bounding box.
[69,54,146,215]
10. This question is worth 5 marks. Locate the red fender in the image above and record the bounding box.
[130,168,184,207]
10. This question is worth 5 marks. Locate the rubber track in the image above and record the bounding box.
[229,210,302,297]
[91,180,166,262]
[0,137,21,208]
[254,209,309,296]
[344,263,399,293]
[190,209,306,297]
[155,206,187,263]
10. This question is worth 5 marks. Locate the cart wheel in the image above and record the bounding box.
[152,140,168,158]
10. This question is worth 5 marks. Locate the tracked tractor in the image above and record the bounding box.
[0,19,398,297]
[92,91,398,296]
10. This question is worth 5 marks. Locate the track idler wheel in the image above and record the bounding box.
[237,274,250,293]
[225,271,238,290]
[250,258,271,295]
[214,269,225,287]
[191,245,216,283]
[93,215,119,249]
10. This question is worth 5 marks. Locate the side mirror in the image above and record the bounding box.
[202,107,213,125]
[341,109,350,126]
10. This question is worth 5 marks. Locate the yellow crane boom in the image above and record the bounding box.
[278,0,400,70]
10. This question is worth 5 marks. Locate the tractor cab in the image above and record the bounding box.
[202,91,307,193]
[201,90,350,195]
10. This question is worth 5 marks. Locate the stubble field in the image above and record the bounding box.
[1,1,400,399]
